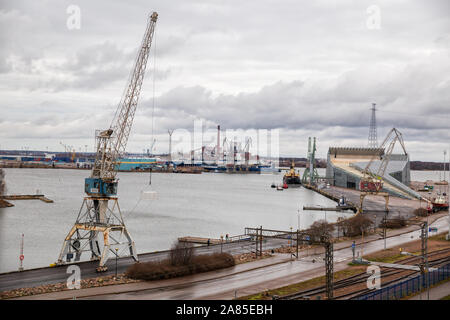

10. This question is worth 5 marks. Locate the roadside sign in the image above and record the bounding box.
[352,243,356,249]
[19,254,24,261]
[429,227,438,232]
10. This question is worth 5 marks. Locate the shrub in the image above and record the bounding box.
[414,207,429,217]
[380,216,406,229]
[125,252,235,281]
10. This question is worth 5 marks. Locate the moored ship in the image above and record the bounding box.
[283,161,301,187]
[431,195,449,212]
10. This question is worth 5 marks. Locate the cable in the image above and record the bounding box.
[149,23,157,186]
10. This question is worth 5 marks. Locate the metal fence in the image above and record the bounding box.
[354,263,450,300]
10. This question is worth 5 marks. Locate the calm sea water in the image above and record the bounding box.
[0,168,441,272]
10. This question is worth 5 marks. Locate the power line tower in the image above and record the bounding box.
[368,103,378,148]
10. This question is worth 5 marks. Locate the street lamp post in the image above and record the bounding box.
[115,248,118,279]
[220,235,223,253]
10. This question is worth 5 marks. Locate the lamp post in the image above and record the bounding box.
[220,235,223,253]
[115,248,118,279]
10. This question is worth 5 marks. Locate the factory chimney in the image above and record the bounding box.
[217,125,221,164]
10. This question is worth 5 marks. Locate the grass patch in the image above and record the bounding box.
[238,266,366,300]
[429,234,448,241]
[126,253,235,281]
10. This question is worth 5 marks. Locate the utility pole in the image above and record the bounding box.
[420,221,430,300]
[324,239,334,300]
[260,225,263,257]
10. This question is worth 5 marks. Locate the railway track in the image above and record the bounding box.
[278,248,450,300]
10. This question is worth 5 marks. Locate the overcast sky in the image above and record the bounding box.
[0,0,449,161]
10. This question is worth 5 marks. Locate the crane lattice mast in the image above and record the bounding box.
[57,12,158,272]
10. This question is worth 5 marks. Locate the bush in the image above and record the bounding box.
[125,252,235,281]
[414,207,429,217]
[380,216,406,229]
[340,214,373,237]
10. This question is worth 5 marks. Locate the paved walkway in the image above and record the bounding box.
[409,281,450,300]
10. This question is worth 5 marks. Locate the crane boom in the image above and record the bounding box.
[360,128,407,192]
[87,12,158,195]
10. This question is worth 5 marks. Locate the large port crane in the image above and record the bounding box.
[359,128,407,193]
[57,12,158,272]
[358,128,407,213]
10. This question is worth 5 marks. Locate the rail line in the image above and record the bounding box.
[278,248,450,300]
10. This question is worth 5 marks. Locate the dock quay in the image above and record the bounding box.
[303,184,358,212]
[302,205,355,212]
[305,184,427,227]
[0,194,54,207]
[178,234,252,245]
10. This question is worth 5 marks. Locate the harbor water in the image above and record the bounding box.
[0,168,441,273]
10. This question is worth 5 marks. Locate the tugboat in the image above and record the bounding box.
[431,194,449,212]
[283,160,301,187]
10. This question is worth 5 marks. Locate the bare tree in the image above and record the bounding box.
[341,215,373,237]
[169,241,195,266]
[308,220,335,242]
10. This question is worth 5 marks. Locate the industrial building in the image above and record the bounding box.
[326,146,421,199]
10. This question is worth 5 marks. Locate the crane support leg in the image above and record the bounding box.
[56,197,138,271]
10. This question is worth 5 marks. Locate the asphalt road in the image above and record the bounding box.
[0,237,287,292]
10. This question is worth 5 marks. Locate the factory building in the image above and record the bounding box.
[326,147,419,199]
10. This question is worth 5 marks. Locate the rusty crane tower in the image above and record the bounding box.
[57,12,158,272]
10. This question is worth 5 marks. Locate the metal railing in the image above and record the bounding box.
[353,262,450,300]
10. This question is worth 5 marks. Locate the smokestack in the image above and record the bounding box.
[217,125,221,163]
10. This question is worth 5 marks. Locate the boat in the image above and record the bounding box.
[282,160,301,187]
[431,195,449,212]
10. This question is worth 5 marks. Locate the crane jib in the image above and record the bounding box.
[86,12,158,197]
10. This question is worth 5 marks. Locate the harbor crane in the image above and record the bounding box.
[359,128,407,213]
[57,12,158,272]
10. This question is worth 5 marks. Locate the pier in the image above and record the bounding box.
[0,194,54,207]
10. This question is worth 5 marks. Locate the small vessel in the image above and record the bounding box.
[276,185,283,191]
[271,183,276,188]
[431,195,449,212]
[283,160,301,187]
